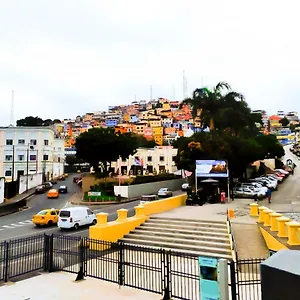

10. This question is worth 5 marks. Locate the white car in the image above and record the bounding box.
[181,183,190,191]
[58,206,97,230]
[275,169,289,175]
[158,188,173,198]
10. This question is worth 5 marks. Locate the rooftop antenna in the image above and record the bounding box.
[183,70,188,99]
[150,85,153,101]
[10,89,14,126]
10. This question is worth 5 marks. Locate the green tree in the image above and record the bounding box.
[180,82,245,131]
[255,134,285,158]
[65,156,84,167]
[17,116,44,126]
[279,117,290,127]
[75,128,140,174]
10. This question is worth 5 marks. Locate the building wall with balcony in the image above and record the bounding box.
[0,127,65,182]
[111,146,178,175]
[105,119,118,127]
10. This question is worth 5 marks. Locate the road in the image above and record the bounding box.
[0,174,183,242]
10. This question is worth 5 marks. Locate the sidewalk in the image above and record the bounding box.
[3,188,36,205]
[0,272,161,300]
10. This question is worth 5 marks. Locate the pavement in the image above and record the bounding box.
[0,272,161,300]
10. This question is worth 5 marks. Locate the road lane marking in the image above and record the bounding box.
[2,225,15,229]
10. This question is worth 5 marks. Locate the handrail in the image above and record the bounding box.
[227,211,239,263]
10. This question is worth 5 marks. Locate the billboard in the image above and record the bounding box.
[196,160,228,178]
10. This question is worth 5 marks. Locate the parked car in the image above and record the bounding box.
[50,179,57,185]
[58,185,68,193]
[58,175,65,181]
[233,186,265,199]
[35,185,46,194]
[237,182,268,194]
[275,169,289,176]
[44,182,53,190]
[140,194,158,205]
[181,183,191,191]
[58,206,97,230]
[158,188,173,198]
[252,178,278,190]
[47,189,59,199]
[32,208,60,227]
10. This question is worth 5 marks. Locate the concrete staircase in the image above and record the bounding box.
[121,217,232,260]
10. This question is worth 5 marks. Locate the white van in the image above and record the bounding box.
[58,206,97,230]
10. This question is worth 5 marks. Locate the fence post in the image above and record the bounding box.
[75,238,85,281]
[3,241,9,282]
[118,242,124,286]
[230,260,238,300]
[48,234,54,272]
[162,249,171,300]
[43,234,50,271]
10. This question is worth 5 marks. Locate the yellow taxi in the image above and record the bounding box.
[64,173,69,178]
[32,208,60,227]
[47,189,59,199]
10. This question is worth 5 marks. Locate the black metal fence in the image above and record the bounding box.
[0,233,265,300]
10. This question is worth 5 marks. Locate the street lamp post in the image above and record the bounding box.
[12,145,15,182]
[26,146,29,192]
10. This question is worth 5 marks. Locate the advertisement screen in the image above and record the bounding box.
[196,160,228,178]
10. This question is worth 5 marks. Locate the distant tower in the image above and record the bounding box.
[10,89,14,126]
[183,70,188,99]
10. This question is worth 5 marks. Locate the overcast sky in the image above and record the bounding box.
[0,0,299,125]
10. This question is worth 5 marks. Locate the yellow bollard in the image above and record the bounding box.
[263,209,273,227]
[277,217,291,238]
[270,213,282,232]
[286,221,300,246]
[250,203,259,217]
[228,209,235,219]
[96,212,108,224]
[117,209,128,221]
[258,206,268,223]
[135,205,146,217]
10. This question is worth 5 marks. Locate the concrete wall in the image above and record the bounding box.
[114,178,185,199]
[0,178,4,204]
[19,172,43,194]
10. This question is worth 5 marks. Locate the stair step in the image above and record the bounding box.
[121,238,232,259]
[138,225,229,237]
[142,222,228,233]
[124,233,230,249]
[150,216,226,225]
[149,217,227,227]
[132,229,230,243]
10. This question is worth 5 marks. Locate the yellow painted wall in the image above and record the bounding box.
[89,194,187,245]
[90,215,149,243]
[260,227,288,251]
[142,194,187,215]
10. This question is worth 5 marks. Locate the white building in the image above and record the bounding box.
[0,127,65,182]
[111,146,178,175]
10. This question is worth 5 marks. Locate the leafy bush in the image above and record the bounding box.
[130,174,181,185]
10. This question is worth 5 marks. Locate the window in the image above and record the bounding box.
[29,169,36,172]
[58,157,61,163]
[30,155,36,161]
[30,139,37,145]
[18,139,25,144]
[43,154,49,161]
[18,155,24,161]
[147,156,152,162]
[159,156,164,162]
[44,140,49,146]
[50,211,56,216]
[6,139,13,145]
[5,155,12,161]
[87,209,93,215]
[172,156,176,161]
[5,170,11,176]
[59,210,70,217]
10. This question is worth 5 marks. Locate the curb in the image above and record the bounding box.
[70,197,141,206]
[0,192,36,217]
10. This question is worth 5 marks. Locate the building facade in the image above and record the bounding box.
[0,127,65,182]
[111,146,178,175]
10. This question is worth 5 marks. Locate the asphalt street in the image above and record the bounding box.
[0,173,183,242]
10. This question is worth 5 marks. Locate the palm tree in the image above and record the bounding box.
[180,82,245,131]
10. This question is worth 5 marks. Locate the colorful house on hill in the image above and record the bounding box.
[269,115,282,128]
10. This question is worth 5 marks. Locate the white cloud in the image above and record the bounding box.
[0,0,299,125]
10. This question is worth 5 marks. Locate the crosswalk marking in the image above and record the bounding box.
[0,219,33,230]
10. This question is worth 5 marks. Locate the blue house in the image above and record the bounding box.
[105,119,118,127]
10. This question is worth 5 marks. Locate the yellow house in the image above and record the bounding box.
[162,102,171,110]
[153,134,163,145]
[149,119,162,128]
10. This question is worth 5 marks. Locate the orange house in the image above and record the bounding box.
[164,127,176,135]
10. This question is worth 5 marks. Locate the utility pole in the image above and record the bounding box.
[12,145,15,182]
[26,146,29,192]
[150,85,153,101]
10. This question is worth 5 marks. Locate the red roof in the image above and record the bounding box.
[269,115,281,121]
